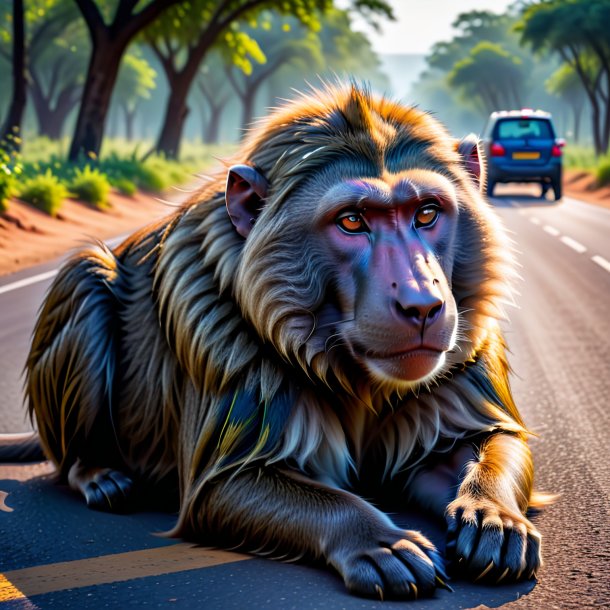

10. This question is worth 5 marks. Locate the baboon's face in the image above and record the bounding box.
[315,169,459,386]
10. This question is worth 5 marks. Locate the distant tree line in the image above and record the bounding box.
[412,0,610,156]
[0,0,393,160]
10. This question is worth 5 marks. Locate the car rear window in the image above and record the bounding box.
[495,119,553,140]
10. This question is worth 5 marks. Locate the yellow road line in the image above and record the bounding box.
[0,573,27,601]
[0,543,251,601]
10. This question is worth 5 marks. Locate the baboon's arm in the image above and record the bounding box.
[411,433,541,582]
[189,467,447,599]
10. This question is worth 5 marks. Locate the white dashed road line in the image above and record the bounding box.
[560,236,587,254]
[520,213,610,275]
[591,255,610,273]
[543,225,560,236]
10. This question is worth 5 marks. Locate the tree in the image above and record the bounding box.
[225,14,324,136]
[0,1,84,141]
[0,0,26,151]
[67,0,184,162]
[414,8,561,133]
[546,63,587,143]
[146,0,393,159]
[264,8,389,110]
[146,0,323,159]
[518,0,610,155]
[29,15,88,140]
[113,52,157,141]
[196,52,236,144]
[448,41,525,114]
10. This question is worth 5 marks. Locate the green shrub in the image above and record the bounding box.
[18,170,68,216]
[0,174,11,212]
[0,145,22,212]
[69,165,111,208]
[114,177,137,196]
[597,161,610,187]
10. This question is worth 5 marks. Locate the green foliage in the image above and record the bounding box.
[563,146,610,172]
[448,41,524,112]
[518,0,610,155]
[115,52,157,110]
[0,142,22,212]
[114,178,137,197]
[18,169,68,216]
[69,165,111,208]
[15,138,237,211]
[597,161,610,187]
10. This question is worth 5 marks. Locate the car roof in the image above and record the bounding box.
[489,109,552,120]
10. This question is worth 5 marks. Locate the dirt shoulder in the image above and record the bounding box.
[1,170,608,278]
[0,189,186,277]
[563,168,610,209]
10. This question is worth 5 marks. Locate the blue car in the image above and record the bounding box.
[482,109,564,200]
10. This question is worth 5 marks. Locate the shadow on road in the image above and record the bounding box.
[490,193,562,208]
[0,468,540,610]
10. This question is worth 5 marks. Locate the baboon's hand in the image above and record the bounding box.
[328,526,447,600]
[446,495,541,583]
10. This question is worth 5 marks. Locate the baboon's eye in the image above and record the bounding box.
[414,201,441,229]
[337,211,368,234]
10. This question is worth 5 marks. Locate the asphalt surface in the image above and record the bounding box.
[0,191,609,609]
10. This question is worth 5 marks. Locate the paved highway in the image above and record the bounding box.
[1,193,608,609]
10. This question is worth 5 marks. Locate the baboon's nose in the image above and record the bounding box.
[394,286,444,330]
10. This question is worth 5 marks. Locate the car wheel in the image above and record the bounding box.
[486,180,495,197]
[552,178,562,201]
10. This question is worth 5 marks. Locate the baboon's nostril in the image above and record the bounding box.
[427,303,443,324]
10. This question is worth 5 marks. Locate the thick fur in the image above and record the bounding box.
[26,84,548,599]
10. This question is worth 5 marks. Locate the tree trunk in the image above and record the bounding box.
[123,105,136,142]
[204,104,223,144]
[590,96,603,156]
[42,106,74,140]
[155,74,193,159]
[31,87,79,140]
[602,78,610,154]
[240,80,264,139]
[1,0,26,151]
[572,102,582,144]
[68,39,126,162]
[240,92,255,137]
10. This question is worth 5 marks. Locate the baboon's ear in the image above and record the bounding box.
[225,164,268,238]
[456,134,485,189]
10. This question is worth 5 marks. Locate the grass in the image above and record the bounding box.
[596,161,610,186]
[0,137,22,212]
[2,136,238,215]
[562,145,610,187]
[69,166,111,208]
[18,170,69,216]
[563,145,610,171]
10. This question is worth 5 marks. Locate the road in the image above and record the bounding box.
[1,193,609,609]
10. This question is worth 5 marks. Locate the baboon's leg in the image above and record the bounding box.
[26,244,133,511]
[409,434,541,583]
[179,467,447,600]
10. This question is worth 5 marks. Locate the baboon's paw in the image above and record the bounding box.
[446,496,542,583]
[84,470,134,512]
[332,529,448,600]
[68,461,134,513]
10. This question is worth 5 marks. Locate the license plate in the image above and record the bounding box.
[513,151,540,160]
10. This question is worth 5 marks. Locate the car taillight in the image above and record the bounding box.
[490,143,505,157]
[551,145,562,157]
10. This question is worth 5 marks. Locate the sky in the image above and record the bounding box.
[348,0,516,55]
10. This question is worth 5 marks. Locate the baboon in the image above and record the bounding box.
[26,83,549,599]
